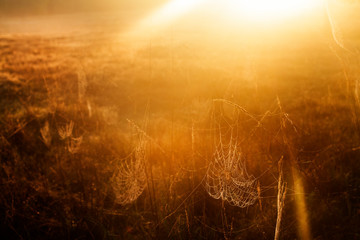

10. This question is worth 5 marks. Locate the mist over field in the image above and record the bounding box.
[0,0,360,239]
[0,0,166,15]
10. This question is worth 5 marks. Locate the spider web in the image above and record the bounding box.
[205,101,258,208]
[205,135,258,208]
[112,132,147,205]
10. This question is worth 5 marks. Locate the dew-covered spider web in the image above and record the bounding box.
[205,100,259,208]
[205,134,258,207]
[111,124,148,205]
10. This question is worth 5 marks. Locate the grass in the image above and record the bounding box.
[0,11,360,239]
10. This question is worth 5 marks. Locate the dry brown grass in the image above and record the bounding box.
[0,10,360,239]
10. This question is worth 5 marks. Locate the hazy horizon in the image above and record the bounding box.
[0,0,167,15]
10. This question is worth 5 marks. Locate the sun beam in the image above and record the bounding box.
[225,0,322,23]
[127,0,323,37]
[128,0,206,36]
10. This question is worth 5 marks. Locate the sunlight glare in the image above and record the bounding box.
[129,0,206,35]
[225,0,322,23]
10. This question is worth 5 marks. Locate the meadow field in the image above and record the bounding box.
[0,2,360,239]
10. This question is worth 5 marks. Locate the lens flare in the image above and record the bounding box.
[292,167,312,240]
